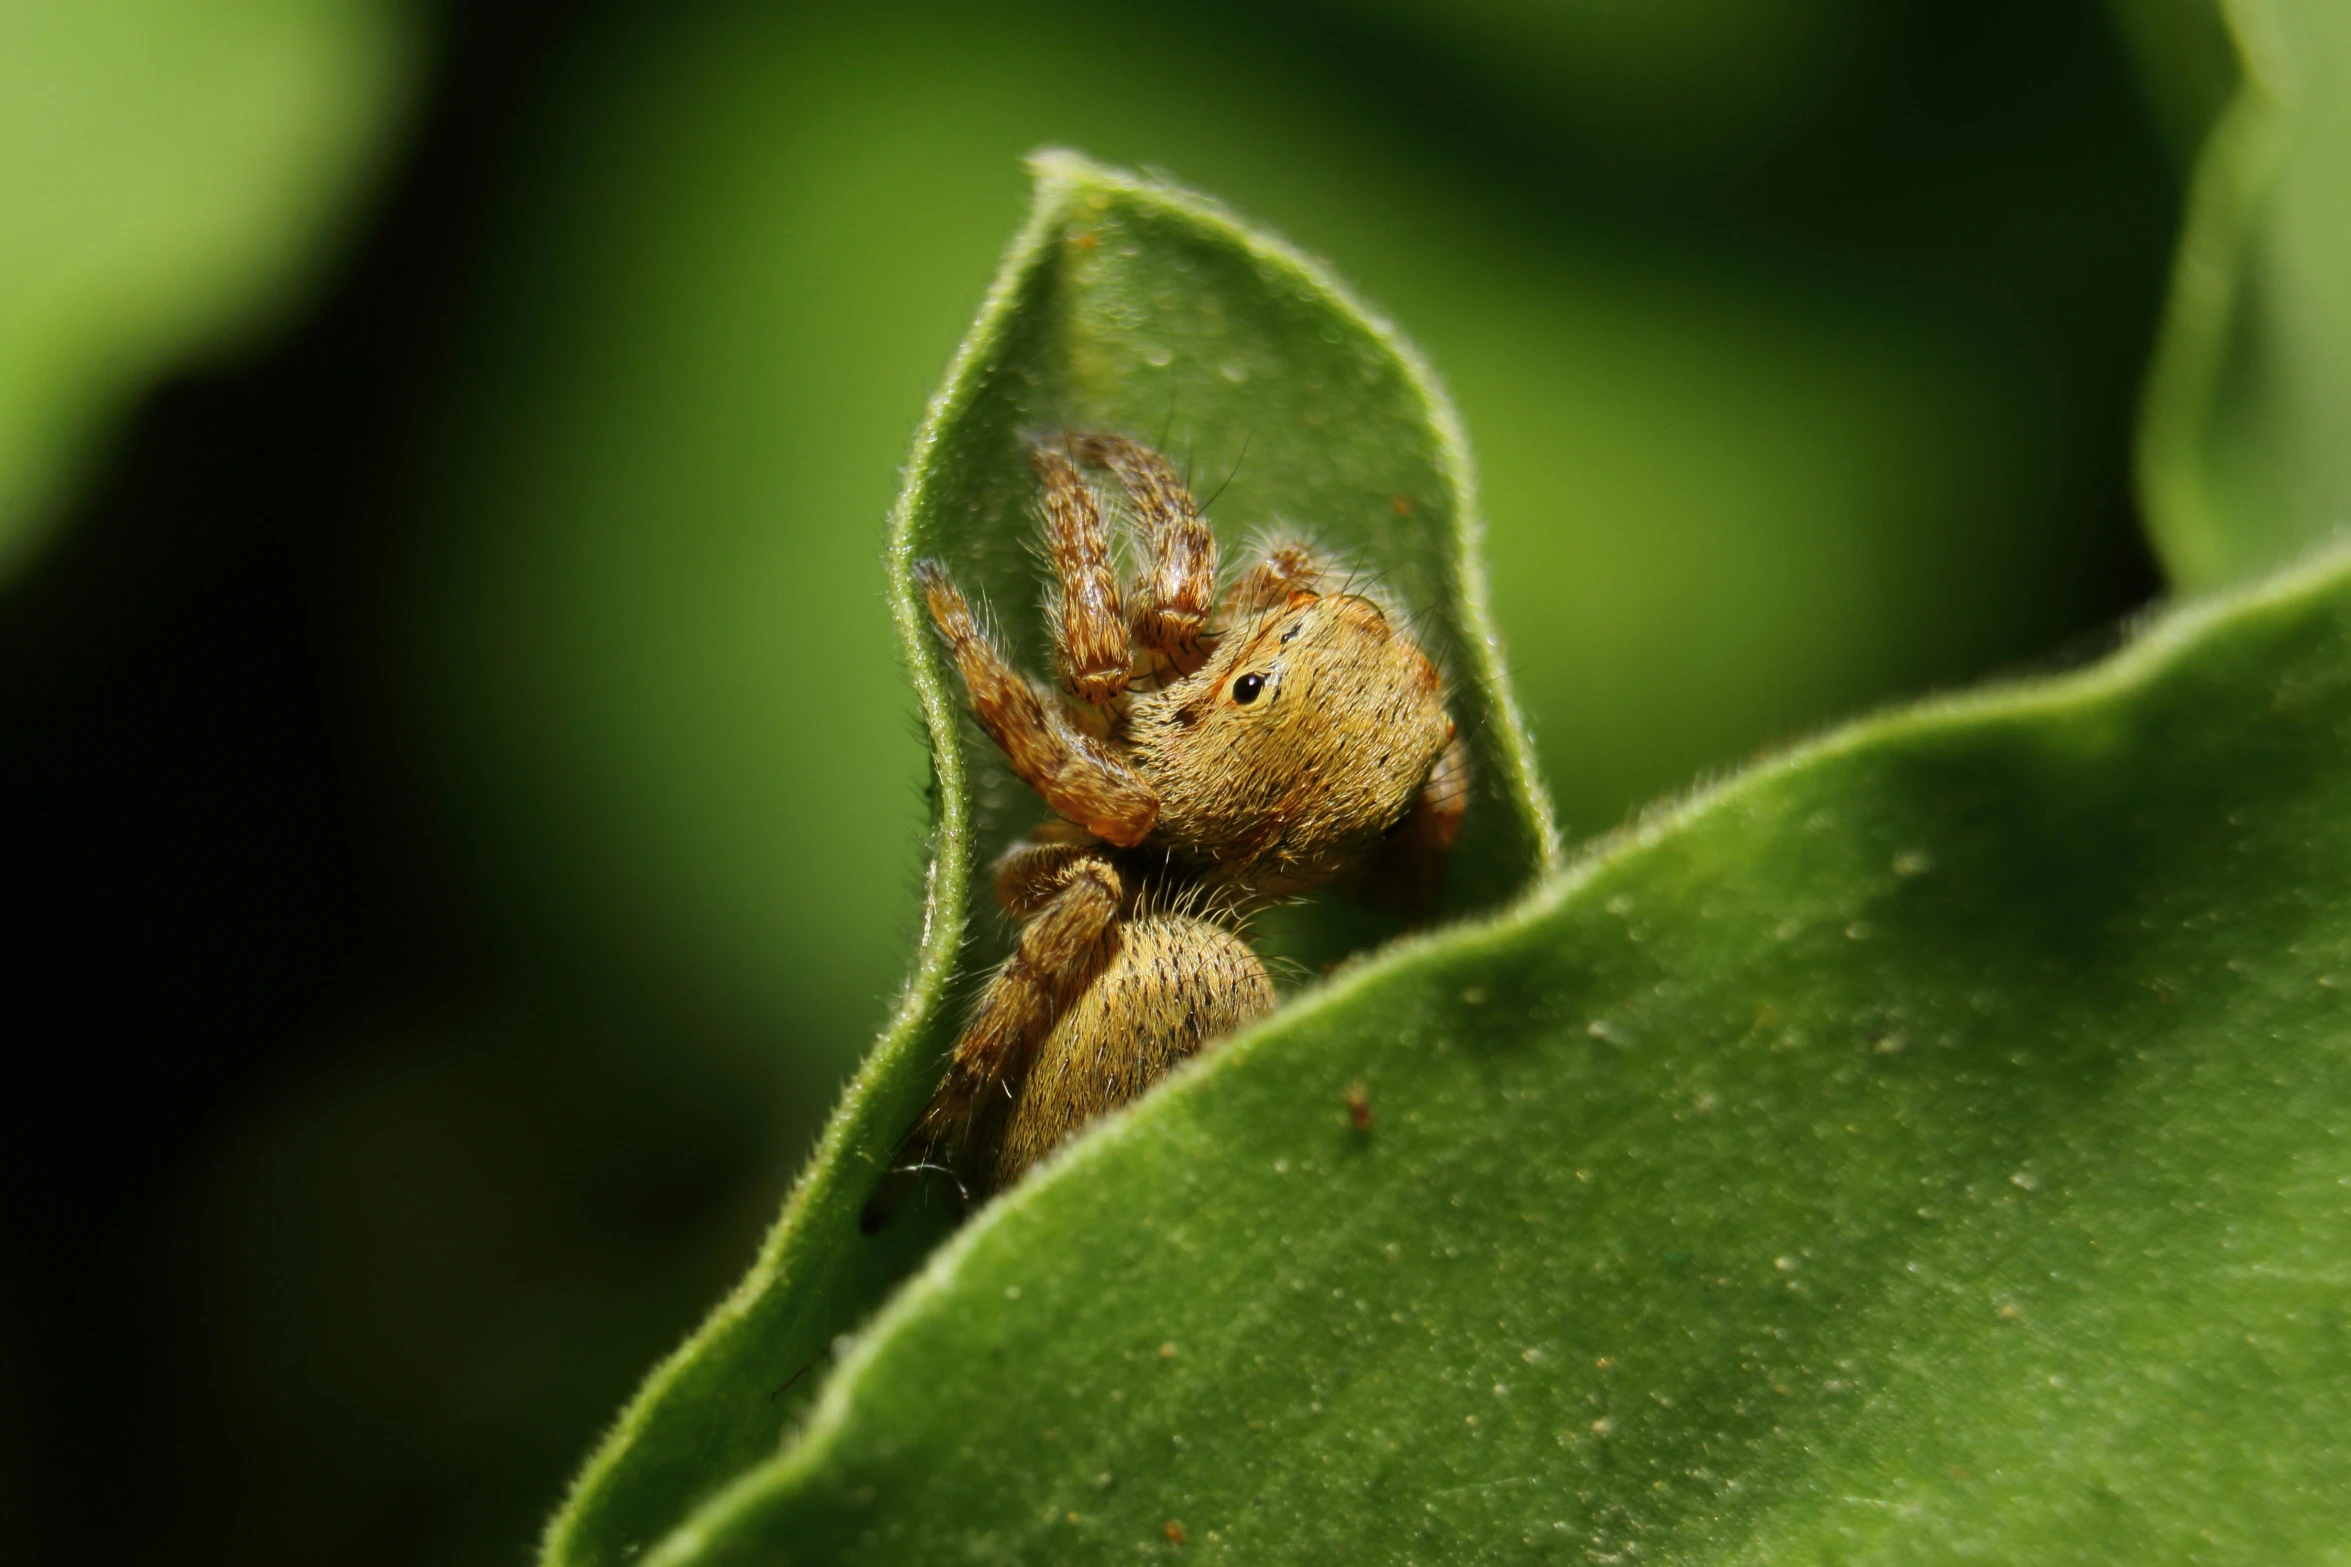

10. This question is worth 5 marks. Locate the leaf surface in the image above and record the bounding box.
[644,539,2351,1563]
[2125,0,2351,589]
[539,151,1557,1567]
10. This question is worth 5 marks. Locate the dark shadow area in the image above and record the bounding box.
[1,5,590,1561]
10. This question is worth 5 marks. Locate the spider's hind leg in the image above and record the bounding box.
[991,822,1109,916]
[862,852,1125,1230]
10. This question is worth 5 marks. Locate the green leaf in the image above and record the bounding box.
[639,538,2351,1564]
[2125,0,2351,590]
[0,0,418,577]
[539,151,1558,1567]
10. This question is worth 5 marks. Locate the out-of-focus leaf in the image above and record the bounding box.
[536,151,1556,1567]
[2125,0,2351,588]
[0,0,419,576]
[649,541,2351,1566]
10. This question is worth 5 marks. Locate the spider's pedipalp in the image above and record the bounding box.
[915,559,1159,846]
[1071,431,1218,673]
[1027,441,1129,705]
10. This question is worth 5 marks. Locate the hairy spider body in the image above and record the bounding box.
[999,912,1273,1184]
[1125,587,1454,890]
[863,433,1466,1229]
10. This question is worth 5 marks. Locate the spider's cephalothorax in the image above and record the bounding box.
[862,432,1467,1228]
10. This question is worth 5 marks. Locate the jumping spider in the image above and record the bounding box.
[862,432,1468,1229]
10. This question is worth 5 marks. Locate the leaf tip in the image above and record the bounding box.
[1024,145,1107,206]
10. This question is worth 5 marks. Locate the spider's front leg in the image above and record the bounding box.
[913,560,1158,846]
[1069,433,1219,675]
[862,852,1125,1229]
[1028,441,1131,705]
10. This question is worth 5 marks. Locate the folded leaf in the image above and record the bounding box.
[644,540,2351,1563]
[540,150,1556,1567]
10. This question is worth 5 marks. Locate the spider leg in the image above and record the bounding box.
[862,853,1125,1228]
[991,824,1107,917]
[1218,533,1329,627]
[1028,440,1130,705]
[1405,729,1471,851]
[1356,729,1471,913]
[1070,432,1218,675]
[914,560,1159,846]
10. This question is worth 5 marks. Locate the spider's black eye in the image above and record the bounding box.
[1232,672,1266,705]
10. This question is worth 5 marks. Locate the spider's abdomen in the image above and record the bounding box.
[994,914,1274,1187]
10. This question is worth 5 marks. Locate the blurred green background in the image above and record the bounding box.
[3,0,2188,1562]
